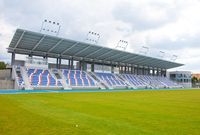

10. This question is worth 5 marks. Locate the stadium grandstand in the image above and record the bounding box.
[7,29,184,90]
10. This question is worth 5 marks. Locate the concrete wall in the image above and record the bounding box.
[0,80,14,89]
[0,69,11,79]
[0,69,14,89]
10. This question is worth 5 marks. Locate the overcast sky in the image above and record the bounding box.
[0,0,200,72]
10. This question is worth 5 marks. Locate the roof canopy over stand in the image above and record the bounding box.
[8,29,183,69]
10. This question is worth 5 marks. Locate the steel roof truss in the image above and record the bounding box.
[47,39,64,53]
[14,31,25,49]
[31,35,46,51]
[61,42,79,55]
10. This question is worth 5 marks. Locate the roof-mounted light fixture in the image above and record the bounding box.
[40,19,61,36]
[115,40,128,51]
[158,51,165,58]
[171,55,178,61]
[139,46,149,55]
[85,31,100,44]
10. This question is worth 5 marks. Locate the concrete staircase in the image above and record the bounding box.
[57,69,71,90]
[88,72,111,89]
[20,66,33,90]
[115,74,136,89]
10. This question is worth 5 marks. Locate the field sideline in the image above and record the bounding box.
[0,89,200,135]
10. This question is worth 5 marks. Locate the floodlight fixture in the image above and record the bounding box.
[171,55,178,61]
[115,40,128,51]
[40,19,61,36]
[85,31,100,44]
[139,46,149,55]
[158,51,165,58]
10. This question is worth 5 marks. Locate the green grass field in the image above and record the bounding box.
[0,89,200,135]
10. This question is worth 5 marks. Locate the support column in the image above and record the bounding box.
[163,69,167,77]
[144,68,147,75]
[82,61,87,71]
[56,58,59,69]
[120,66,123,74]
[158,69,161,76]
[71,58,74,70]
[152,68,155,76]
[142,67,145,75]
[79,61,82,70]
[58,58,61,69]
[127,66,130,74]
[68,59,71,69]
[161,69,164,77]
[148,67,151,75]
[111,65,114,73]
[91,63,94,72]
[131,66,133,74]
[134,66,137,75]
[138,67,141,75]
[118,64,121,74]
[155,68,158,76]
[11,52,15,66]
[121,66,123,73]
[124,66,126,73]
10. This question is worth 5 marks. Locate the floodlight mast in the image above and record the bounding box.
[40,19,61,36]
[171,55,178,61]
[86,31,100,44]
[158,51,165,58]
[115,40,128,51]
[139,46,149,55]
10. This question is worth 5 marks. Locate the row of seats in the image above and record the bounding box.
[157,76,180,87]
[27,68,62,87]
[122,74,146,87]
[16,67,180,89]
[62,69,96,86]
[139,75,166,88]
[121,74,180,88]
[95,72,126,87]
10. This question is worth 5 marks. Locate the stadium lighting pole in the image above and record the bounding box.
[171,55,178,62]
[40,19,61,36]
[158,51,165,58]
[85,31,100,44]
[40,20,45,32]
[115,40,128,51]
[56,24,61,36]
[85,31,100,71]
[139,46,149,55]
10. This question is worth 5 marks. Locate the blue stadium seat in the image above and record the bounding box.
[95,72,126,87]
[27,68,62,87]
[62,69,96,87]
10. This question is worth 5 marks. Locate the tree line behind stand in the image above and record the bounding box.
[192,76,200,88]
[0,61,6,70]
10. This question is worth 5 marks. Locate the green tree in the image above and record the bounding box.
[192,76,199,88]
[0,61,6,70]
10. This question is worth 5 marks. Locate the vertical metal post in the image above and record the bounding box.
[11,52,15,66]
[91,63,94,72]
[71,58,74,70]
[68,59,71,69]
[59,58,61,69]
[56,58,59,69]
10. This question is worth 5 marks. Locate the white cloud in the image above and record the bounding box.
[0,16,15,62]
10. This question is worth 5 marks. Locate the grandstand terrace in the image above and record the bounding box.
[7,29,183,90]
